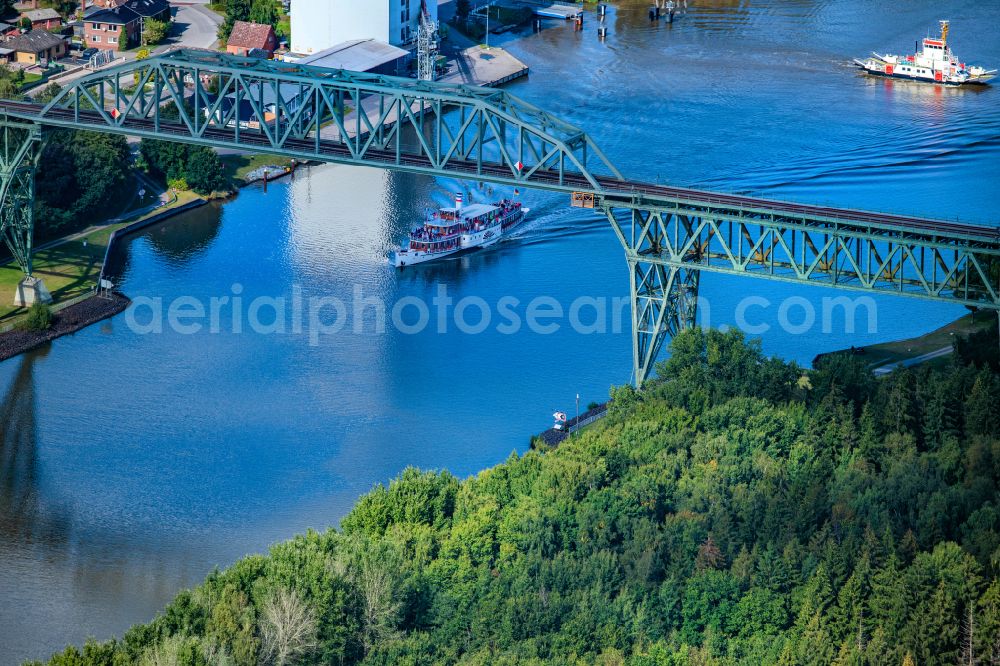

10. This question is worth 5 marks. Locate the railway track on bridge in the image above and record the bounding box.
[2,99,996,242]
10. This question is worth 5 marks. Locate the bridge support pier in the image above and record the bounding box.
[0,121,46,306]
[628,259,699,387]
[603,202,700,387]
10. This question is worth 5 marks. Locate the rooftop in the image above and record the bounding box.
[119,0,168,18]
[227,20,274,50]
[85,5,139,24]
[440,203,497,219]
[85,0,166,24]
[296,38,408,73]
[21,8,61,21]
[6,29,65,53]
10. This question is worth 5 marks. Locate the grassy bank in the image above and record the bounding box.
[220,153,297,184]
[0,227,120,322]
[820,311,997,370]
[0,191,201,322]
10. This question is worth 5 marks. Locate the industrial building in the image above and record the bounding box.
[293,38,409,76]
[290,0,437,55]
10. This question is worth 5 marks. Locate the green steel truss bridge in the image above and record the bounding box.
[2,49,998,384]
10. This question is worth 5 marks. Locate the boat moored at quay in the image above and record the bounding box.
[854,21,996,86]
[391,195,529,267]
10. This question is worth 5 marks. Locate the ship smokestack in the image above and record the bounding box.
[455,192,463,210]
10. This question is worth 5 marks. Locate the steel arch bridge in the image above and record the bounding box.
[1,48,999,385]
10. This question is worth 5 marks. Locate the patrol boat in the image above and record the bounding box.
[391,194,529,267]
[853,21,995,86]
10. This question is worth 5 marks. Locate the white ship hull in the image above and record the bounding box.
[854,57,994,85]
[391,245,462,267]
[853,22,995,87]
[392,204,530,268]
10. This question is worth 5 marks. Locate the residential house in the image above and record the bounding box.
[0,22,20,39]
[225,20,276,58]
[20,8,63,31]
[209,82,312,129]
[84,0,169,51]
[5,29,67,64]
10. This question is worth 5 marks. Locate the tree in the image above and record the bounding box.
[118,25,128,49]
[34,82,63,104]
[35,130,131,239]
[249,0,277,27]
[142,18,169,46]
[455,0,471,20]
[18,302,53,332]
[695,535,723,572]
[185,147,228,194]
[958,605,976,666]
[140,138,190,181]
[258,587,318,666]
[340,538,403,657]
[218,0,251,41]
[965,369,1000,437]
[0,77,18,99]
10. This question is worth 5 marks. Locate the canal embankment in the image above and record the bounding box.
[812,311,999,375]
[0,292,131,362]
[0,194,214,360]
[440,45,530,86]
[534,402,608,447]
[0,156,304,334]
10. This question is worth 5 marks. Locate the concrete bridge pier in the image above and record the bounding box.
[13,277,51,307]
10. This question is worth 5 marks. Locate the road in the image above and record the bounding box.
[872,346,954,376]
[165,4,222,51]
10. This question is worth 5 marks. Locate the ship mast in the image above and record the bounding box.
[940,20,949,46]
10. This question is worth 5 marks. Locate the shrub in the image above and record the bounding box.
[167,177,189,191]
[19,302,53,332]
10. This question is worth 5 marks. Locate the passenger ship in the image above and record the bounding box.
[853,21,995,86]
[391,195,529,267]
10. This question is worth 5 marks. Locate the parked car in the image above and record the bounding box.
[81,47,97,60]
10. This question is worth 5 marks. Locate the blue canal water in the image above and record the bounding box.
[2,0,999,661]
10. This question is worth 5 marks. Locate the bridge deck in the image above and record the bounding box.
[1,98,997,245]
[596,179,1000,243]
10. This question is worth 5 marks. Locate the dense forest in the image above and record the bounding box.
[32,327,1000,665]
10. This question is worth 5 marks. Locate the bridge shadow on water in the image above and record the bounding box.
[0,350,217,662]
[0,347,71,546]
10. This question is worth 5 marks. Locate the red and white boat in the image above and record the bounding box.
[854,21,995,86]
[391,195,529,267]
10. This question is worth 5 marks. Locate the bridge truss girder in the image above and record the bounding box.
[603,195,1000,386]
[31,49,622,192]
[0,121,41,277]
